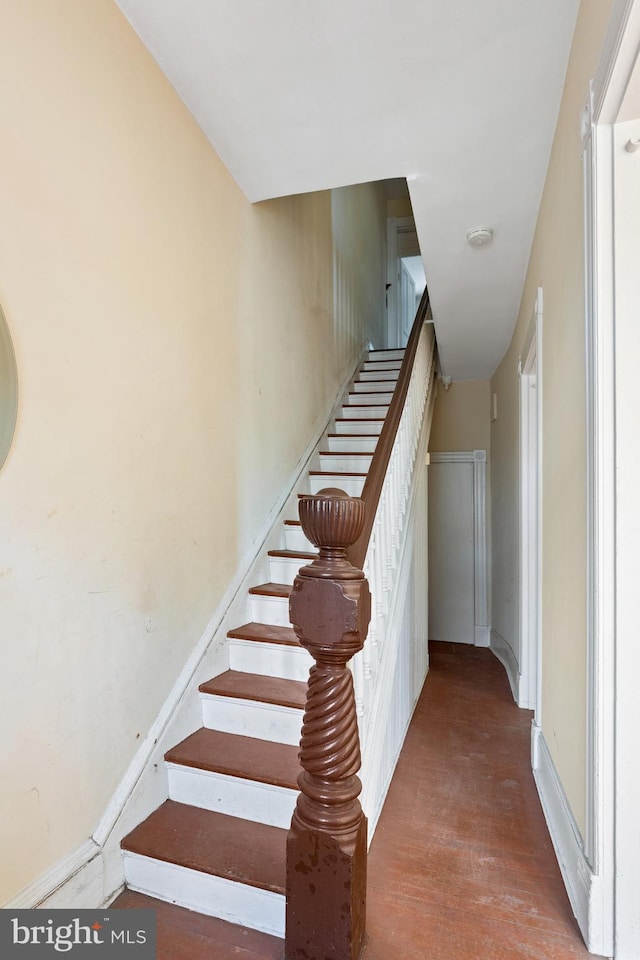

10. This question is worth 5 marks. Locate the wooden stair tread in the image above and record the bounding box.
[199,670,307,709]
[267,548,317,560]
[309,470,368,477]
[326,432,380,438]
[353,377,398,383]
[121,801,287,895]
[165,728,300,789]
[112,890,284,960]
[360,363,401,369]
[334,417,385,423]
[318,450,372,456]
[248,581,291,598]
[228,621,300,646]
[348,390,392,396]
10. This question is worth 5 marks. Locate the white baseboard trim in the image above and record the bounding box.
[489,628,519,702]
[474,625,490,647]
[531,724,595,953]
[2,840,103,909]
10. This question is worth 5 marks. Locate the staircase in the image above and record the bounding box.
[115,348,406,944]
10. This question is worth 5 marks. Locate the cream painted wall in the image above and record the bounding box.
[429,380,491,453]
[387,198,413,219]
[0,306,18,468]
[490,0,615,838]
[0,1,388,903]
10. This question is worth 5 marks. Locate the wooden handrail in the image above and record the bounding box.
[347,287,431,569]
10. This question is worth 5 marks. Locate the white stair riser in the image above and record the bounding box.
[358,369,400,382]
[325,436,378,453]
[340,405,389,419]
[251,593,291,627]
[352,381,396,393]
[123,852,285,939]
[268,555,311,584]
[284,525,315,552]
[229,638,312,681]
[333,420,383,435]
[309,474,365,496]
[318,454,373,473]
[367,350,404,362]
[346,393,393,405]
[201,694,303,745]
[362,359,402,372]
[166,764,298,829]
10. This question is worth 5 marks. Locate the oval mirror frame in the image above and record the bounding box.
[0,303,18,469]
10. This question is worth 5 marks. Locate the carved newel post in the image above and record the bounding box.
[286,488,371,960]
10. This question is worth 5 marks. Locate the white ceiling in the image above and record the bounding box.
[115,0,580,380]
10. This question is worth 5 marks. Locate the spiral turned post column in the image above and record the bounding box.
[285,488,371,960]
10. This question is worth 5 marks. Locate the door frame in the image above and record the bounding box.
[386,216,420,348]
[582,1,640,954]
[518,289,543,715]
[429,450,489,646]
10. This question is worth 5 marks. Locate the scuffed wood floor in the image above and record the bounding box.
[362,641,604,960]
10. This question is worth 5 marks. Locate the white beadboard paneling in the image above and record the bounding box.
[354,322,437,838]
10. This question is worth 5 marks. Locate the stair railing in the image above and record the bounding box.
[286,290,436,960]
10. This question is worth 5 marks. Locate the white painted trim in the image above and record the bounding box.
[489,628,519,703]
[386,216,417,348]
[472,450,489,639]
[201,693,303,745]
[123,852,285,938]
[517,290,543,715]
[430,450,489,646]
[592,0,640,124]
[166,764,297,829]
[532,725,593,950]
[581,4,640,953]
[584,119,616,952]
[2,840,103,909]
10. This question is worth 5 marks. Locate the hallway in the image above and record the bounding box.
[115,642,601,959]
[362,641,600,960]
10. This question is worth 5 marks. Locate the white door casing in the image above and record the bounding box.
[518,290,543,715]
[386,216,420,348]
[581,2,640,954]
[399,261,416,347]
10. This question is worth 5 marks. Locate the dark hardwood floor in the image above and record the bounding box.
[114,641,603,959]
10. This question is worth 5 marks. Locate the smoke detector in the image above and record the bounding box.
[466,227,493,247]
